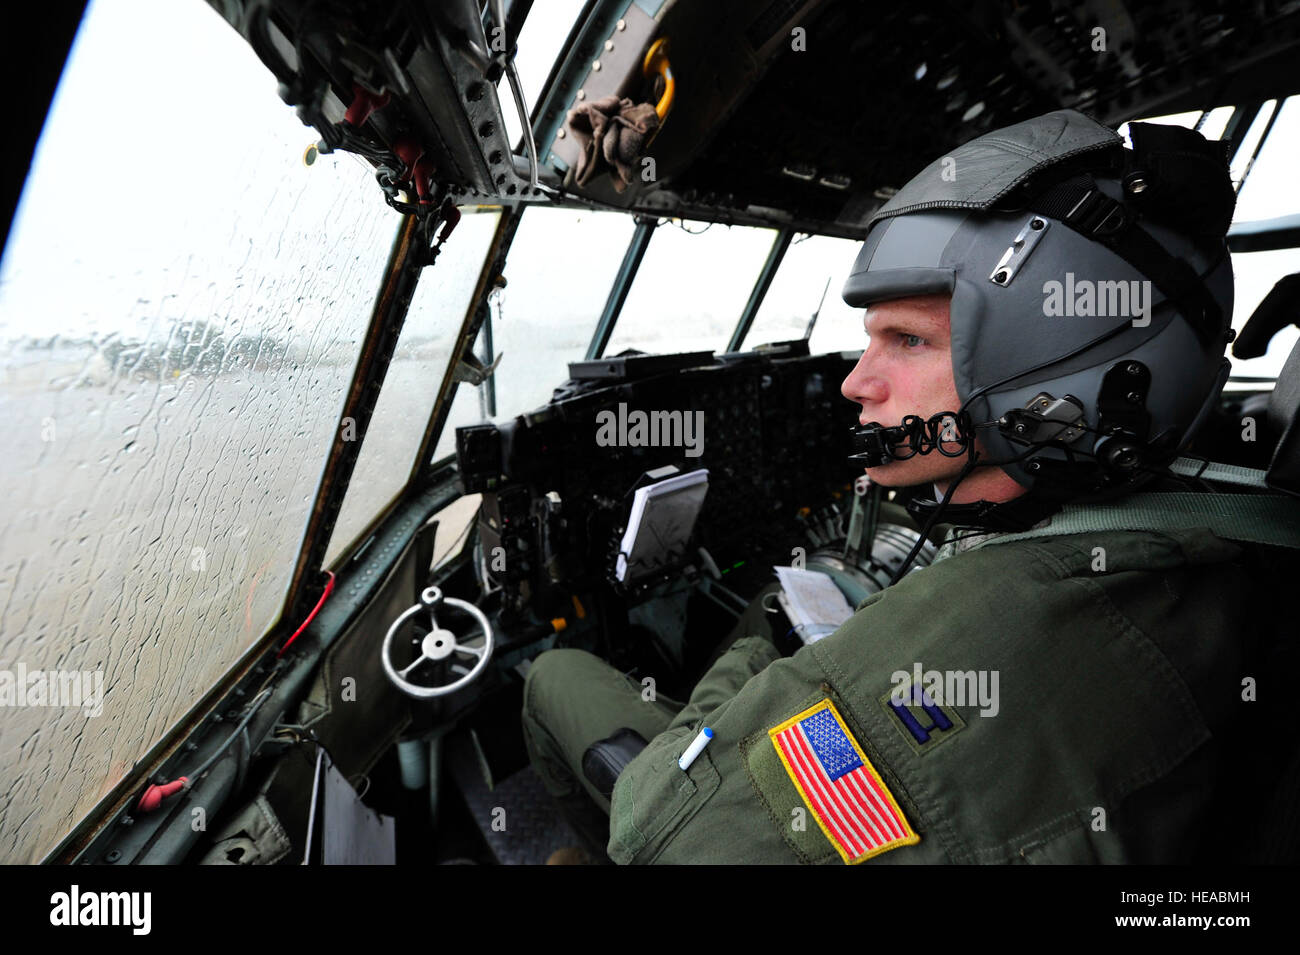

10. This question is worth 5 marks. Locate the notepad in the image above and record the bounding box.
[615,468,710,582]
[773,566,855,644]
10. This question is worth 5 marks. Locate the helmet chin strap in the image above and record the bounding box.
[849,410,1074,584]
[848,410,978,467]
[846,410,988,585]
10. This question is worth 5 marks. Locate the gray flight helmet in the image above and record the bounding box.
[841,109,1235,494]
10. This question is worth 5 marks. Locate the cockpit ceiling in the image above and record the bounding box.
[547,0,1300,235]
[210,0,1300,238]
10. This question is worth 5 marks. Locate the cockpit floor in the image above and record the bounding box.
[447,734,581,865]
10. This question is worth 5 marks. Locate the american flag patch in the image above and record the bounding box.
[769,699,919,863]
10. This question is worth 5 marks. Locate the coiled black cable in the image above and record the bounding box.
[886,411,974,460]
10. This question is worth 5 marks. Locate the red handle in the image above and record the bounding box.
[137,777,188,813]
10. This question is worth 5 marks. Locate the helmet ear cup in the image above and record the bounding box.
[1093,433,1144,474]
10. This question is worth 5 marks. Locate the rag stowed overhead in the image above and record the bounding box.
[566,95,660,193]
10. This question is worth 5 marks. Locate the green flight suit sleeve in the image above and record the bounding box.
[664,581,785,730]
[665,636,781,732]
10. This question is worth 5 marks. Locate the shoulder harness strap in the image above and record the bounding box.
[942,458,1300,555]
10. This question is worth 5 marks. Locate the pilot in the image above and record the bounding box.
[522,109,1298,863]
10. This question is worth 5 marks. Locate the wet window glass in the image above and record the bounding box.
[1195,106,1235,142]
[1117,109,1201,135]
[1234,96,1298,222]
[1226,96,1300,379]
[744,233,864,355]
[0,0,399,862]
[326,209,502,568]
[602,220,775,356]
[1229,248,1300,380]
[433,372,488,465]
[486,207,635,418]
[1227,100,1280,195]
[426,209,637,469]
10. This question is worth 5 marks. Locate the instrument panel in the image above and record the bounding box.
[456,348,861,622]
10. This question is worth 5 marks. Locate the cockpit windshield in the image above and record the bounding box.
[0,0,401,863]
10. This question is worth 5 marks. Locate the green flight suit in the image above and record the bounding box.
[522,524,1277,863]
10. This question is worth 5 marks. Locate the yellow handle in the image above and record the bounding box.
[642,37,674,123]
